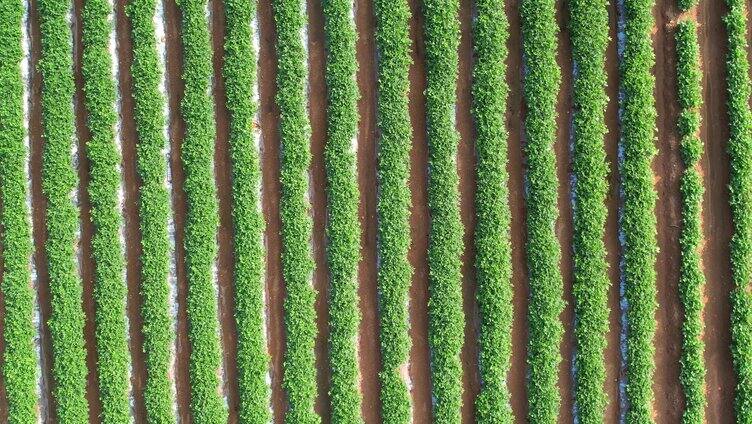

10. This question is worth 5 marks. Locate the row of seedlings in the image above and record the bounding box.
[126,0,176,419]
[421,0,465,420]
[725,0,752,419]
[37,0,90,419]
[176,0,226,420]
[674,17,705,424]
[471,0,513,420]
[80,0,131,418]
[0,0,38,421]
[321,0,363,420]
[372,0,414,418]
[222,0,270,419]
[519,0,564,421]
[568,0,610,422]
[618,0,658,422]
[272,0,319,419]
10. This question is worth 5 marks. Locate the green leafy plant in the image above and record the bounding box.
[176,0,225,420]
[322,0,363,421]
[471,0,513,421]
[724,0,752,420]
[569,0,610,422]
[37,0,90,419]
[519,0,564,420]
[125,0,175,420]
[222,0,269,422]
[675,20,705,424]
[619,0,658,422]
[81,0,131,419]
[272,0,319,420]
[372,0,413,420]
[421,0,465,421]
[0,0,38,421]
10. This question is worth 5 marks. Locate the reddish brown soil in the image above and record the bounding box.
[19,0,744,421]
[505,0,530,418]
[256,0,287,419]
[114,0,150,420]
[405,0,432,420]
[653,1,685,421]
[27,0,56,419]
[354,0,383,420]
[455,0,481,421]
[209,0,241,420]
[161,0,192,419]
[553,0,575,421]
[604,0,623,420]
[71,1,105,420]
[697,0,735,420]
[304,0,334,419]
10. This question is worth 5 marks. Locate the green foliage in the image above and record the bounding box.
[724,0,752,421]
[677,0,697,12]
[81,0,131,420]
[569,0,610,422]
[36,0,90,419]
[421,0,465,421]
[372,0,413,419]
[471,0,513,421]
[0,1,38,421]
[619,0,658,422]
[272,0,319,421]
[519,0,563,421]
[322,0,363,421]
[675,20,705,424]
[222,0,269,422]
[125,0,174,420]
[176,0,225,420]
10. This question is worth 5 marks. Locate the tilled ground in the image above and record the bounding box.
[16,0,736,422]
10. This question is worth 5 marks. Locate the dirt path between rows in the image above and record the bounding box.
[210,0,241,419]
[256,0,286,420]
[604,0,623,420]
[304,0,333,418]
[405,0,432,420]
[161,0,192,419]
[354,0,383,419]
[653,1,684,421]
[28,0,58,418]
[456,0,481,420]
[114,0,150,419]
[698,0,735,420]
[504,0,530,418]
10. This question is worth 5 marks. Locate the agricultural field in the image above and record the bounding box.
[0,0,748,421]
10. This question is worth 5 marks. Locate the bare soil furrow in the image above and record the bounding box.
[354,0,383,420]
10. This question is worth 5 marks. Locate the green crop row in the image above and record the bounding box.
[372,0,413,419]
[519,0,564,421]
[0,1,38,422]
[81,0,131,420]
[619,0,658,422]
[176,0,225,421]
[37,0,90,419]
[222,0,269,422]
[321,0,363,421]
[272,0,318,421]
[724,0,752,420]
[421,0,465,421]
[471,0,513,421]
[675,20,705,424]
[125,0,175,420]
[569,0,610,422]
